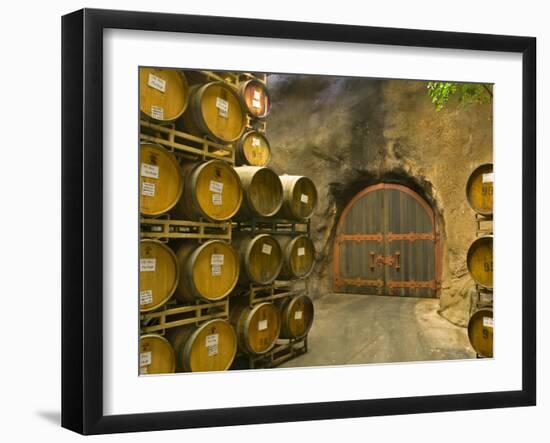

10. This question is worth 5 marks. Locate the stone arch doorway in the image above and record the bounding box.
[333,183,442,298]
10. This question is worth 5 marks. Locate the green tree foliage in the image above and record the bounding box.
[427,82,493,112]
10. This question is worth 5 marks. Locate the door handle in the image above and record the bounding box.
[369,252,376,271]
[394,251,401,270]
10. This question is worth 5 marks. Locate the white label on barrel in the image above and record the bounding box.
[150,105,164,120]
[253,90,261,100]
[141,163,159,179]
[212,193,222,206]
[139,290,153,305]
[300,193,309,203]
[142,181,156,197]
[140,258,156,272]
[258,319,268,331]
[298,247,306,256]
[139,366,148,375]
[482,172,494,183]
[252,99,262,109]
[211,254,225,265]
[148,73,166,93]
[294,310,303,320]
[262,243,272,255]
[209,180,224,193]
[252,137,261,147]
[211,265,222,276]
[140,351,152,367]
[483,317,494,328]
[216,97,229,118]
[206,334,219,357]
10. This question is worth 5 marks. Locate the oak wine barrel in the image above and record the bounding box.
[230,302,281,354]
[235,130,271,166]
[166,319,237,372]
[139,240,179,312]
[140,143,184,216]
[277,235,316,280]
[173,159,243,222]
[233,234,283,286]
[181,82,246,144]
[238,79,271,119]
[466,163,493,216]
[277,175,318,220]
[234,166,283,219]
[467,307,493,358]
[467,235,493,289]
[277,294,314,339]
[139,334,176,375]
[174,240,239,303]
[140,68,189,122]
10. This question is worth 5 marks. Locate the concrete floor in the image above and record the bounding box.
[281,293,475,368]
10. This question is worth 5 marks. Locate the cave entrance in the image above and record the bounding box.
[333,182,442,298]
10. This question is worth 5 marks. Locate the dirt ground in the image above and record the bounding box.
[280,293,476,368]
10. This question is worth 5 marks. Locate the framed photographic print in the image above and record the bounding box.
[61,8,536,435]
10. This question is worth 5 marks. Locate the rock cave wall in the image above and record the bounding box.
[265,74,493,327]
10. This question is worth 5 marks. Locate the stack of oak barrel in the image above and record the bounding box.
[465,163,494,358]
[138,68,317,375]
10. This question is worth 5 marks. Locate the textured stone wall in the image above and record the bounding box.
[265,75,493,327]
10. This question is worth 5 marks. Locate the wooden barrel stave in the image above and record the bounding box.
[230,302,281,354]
[277,294,315,339]
[166,319,237,372]
[139,240,179,312]
[180,82,246,144]
[233,233,283,286]
[235,130,271,166]
[234,166,283,219]
[174,240,240,303]
[466,163,493,216]
[468,307,493,358]
[140,68,189,122]
[139,334,176,375]
[467,235,493,288]
[277,175,318,220]
[140,143,184,216]
[172,159,243,222]
[277,235,316,280]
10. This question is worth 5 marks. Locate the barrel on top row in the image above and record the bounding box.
[140,68,271,142]
[466,163,493,216]
[140,143,318,221]
[140,235,315,313]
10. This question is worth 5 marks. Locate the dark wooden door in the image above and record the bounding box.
[333,183,441,298]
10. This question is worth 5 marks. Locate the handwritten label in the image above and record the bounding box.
[258,319,268,331]
[142,181,156,197]
[206,334,219,357]
[300,193,309,204]
[216,97,229,118]
[251,137,261,147]
[211,265,222,276]
[209,180,224,193]
[482,172,494,183]
[298,247,305,256]
[140,290,153,305]
[212,193,222,206]
[483,317,494,328]
[140,258,156,272]
[253,90,261,100]
[294,310,303,320]
[148,73,166,93]
[262,243,272,255]
[211,254,225,265]
[140,351,152,366]
[150,105,164,120]
[141,163,159,179]
[252,99,262,109]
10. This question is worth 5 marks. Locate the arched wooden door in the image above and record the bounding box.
[333,183,441,298]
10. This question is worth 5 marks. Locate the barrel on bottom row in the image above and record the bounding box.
[139,295,315,374]
[467,307,493,358]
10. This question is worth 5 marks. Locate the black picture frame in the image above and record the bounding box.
[61,8,537,435]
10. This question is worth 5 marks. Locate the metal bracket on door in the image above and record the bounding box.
[371,251,401,270]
